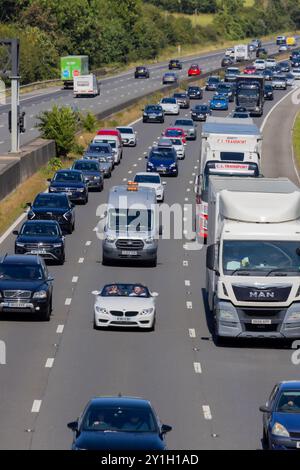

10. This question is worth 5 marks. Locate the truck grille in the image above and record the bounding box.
[233,285,291,302]
[3,290,32,299]
[116,239,144,250]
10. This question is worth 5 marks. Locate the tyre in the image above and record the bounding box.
[57,253,65,265]
[93,319,100,330]
[84,194,89,205]
[262,429,268,449]
[102,255,111,266]
[67,223,73,234]
[40,302,51,321]
[148,256,157,268]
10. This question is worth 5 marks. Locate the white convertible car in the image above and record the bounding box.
[93,283,158,330]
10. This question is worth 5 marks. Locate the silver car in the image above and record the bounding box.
[85,155,113,178]
[174,118,197,140]
[93,283,158,330]
[162,72,178,85]
[292,67,300,79]
[272,74,287,89]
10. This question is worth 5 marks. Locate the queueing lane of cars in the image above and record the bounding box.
[0,76,296,450]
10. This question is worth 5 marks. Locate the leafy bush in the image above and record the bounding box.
[81,112,98,132]
[36,105,80,157]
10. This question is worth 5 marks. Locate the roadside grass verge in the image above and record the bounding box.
[293,111,300,170]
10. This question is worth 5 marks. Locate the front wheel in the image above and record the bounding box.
[40,302,51,322]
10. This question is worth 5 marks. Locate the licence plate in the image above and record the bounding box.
[116,317,131,322]
[150,115,156,119]
[2,302,31,308]
[251,319,272,325]
[121,250,138,256]
[31,249,47,254]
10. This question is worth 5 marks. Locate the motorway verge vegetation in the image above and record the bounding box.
[293,111,300,169]
[0,0,300,84]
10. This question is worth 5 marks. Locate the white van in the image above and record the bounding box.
[93,135,122,164]
[74,74,100,98]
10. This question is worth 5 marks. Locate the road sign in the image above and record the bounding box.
[63,69,69,78]
[73,70,80,77]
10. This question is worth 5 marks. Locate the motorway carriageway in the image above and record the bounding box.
[0,40,278,154]
[0,73,299,451]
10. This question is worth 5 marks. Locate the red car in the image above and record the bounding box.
[162,127,186,144]
[188,64,201,76]
[96,129,122,145]
[243,65,256,74]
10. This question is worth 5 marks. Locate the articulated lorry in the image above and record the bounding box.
[206,176,300,342]
[60,55,89,89]
[197,117,262,241]
[236,74,264,116]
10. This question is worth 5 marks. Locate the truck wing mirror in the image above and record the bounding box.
[206,244,217,271]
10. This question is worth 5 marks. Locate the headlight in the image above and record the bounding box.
[141,308,154,316]
[170,163,176,168]
[286,311,300,322]
[218,309,236,321]
[78,188,85,192]
[272,422,290,438]
[145,237,154,244]
[94,176,100,180]
[16,242,25,247]
[105,235,116,243]
[53,243,63,248]
[33,290,47,299]
[63,211,72,221]
[28,211,35,219]
[147,162,154,167]
[95,306,108,314]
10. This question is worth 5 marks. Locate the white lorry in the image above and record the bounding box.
[234,44,250,62]
[73,74,100,97]
[206,176,300,342]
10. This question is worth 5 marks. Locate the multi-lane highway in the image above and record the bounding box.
[0,40,279,154]
[0,68,299,449]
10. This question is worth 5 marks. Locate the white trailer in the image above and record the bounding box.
[234,44,250,62]
[73,74,100,97]
[206,176,300,341]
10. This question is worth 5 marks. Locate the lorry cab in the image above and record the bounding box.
[100,182,160,267]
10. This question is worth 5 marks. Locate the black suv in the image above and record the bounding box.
[72,160,104,192]
[0,255,53,321]
[14,220,65,265]
[143,105,164,123]
[168,59,182,70]
[28,193,75,234]
[205,76,220,91]
[187,85,203,99]
[134,66,150,79]
[48,169,88,204]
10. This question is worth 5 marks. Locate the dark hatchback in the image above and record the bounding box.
[260,381,300,450]
[173,92,190,108]
[143,105,164,123]
[48,169,88,204]
[14,220,65,265]
[0,255,53,321]
[146,146,178,176]
[68,396,172,451]
[279,61,290,73]
[27,193,75,234]
[205,76,220,91]
[134,66,150,79]
[216,82,235,102]
[264,83,274,100]
[72,160,104,192]
[221,56,234,67]
[168,59,182,70]
[191,104,211,121]
[187,85,203,99]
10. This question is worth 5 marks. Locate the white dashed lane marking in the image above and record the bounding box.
[45,358,54,369]
[185,280,191,286]
[85,241,91,246]
[186,301,193,309]
[189,328,196,338]
[183,260,189,267]
[65,298,72,306]
[31,400,42,413]
[203,406,212,420]
[56,325,64,334]
[194,362,202,374]
[72,276,78,283]
[78,258,84,264]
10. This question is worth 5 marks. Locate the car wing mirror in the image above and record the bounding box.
[161,424,172,434]
[13,230,19,235]
[67,421,79,432]
[92,290,100,296]
[259,405,271,413]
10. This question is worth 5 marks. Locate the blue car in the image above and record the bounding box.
[68,396,172,450]
[260,381,300,450]
[210,95,229,110]
[146,145,178,176]
[48,169,89,205]
[72,159,104,192]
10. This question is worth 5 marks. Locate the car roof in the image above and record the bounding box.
[88,396,152,409]
[279,381,300,390]
[74,159,99,164]
[135,172,160,177]
[35,192,67,199]
[55,169,81,174]
[0,254,42,265]
[22,219,60,226]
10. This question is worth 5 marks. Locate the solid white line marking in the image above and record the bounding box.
[31,400,42,413]
[186,301,193,309]
[85,241,91,246]
[56,325,64,334]
[72,276,78,283]
[45,358,54,368]
[65,298,72,306]
[78,258,84,263]
[194,362,202,374]
[185,280,191,286]
[189,328,196,338]
[123,178,127,182]
[203,405,212,420]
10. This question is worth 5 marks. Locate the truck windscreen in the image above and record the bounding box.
[220,152,244,161]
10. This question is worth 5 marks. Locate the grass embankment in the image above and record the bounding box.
[293,112,300,170]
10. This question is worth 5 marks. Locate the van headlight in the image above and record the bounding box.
[145,237,154,244]
[272,422,290,437]
[105,235,116,243]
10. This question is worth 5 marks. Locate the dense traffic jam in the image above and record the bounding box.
[2,35,300,450]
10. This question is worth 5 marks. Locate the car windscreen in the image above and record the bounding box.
[134,175,160,184]
[150,149,174,159]
[162,98,176,103]
[101,283,150,297]
[54,172,81,182]
[175,120,193,126]
[81,405,157,432]
[222,240,300,275]
[108,208,153,232]
[173,94,186,98]
[276,391,300,413]
[194,106,208,111]
[117,128,133,134]
[21,223,59,236]
[0,265,44,281]
[96,140,116,149]
[89,145,110,154]
[146,106,161,112]
[33,195,68,208]
[73,162,99,171]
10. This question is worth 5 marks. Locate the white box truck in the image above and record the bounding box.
[73,74,100,97]
[234,44,250,62]
[206,176,300,342]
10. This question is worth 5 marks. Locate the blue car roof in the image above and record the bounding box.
[89,397,152,409]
